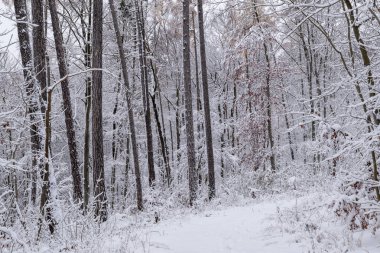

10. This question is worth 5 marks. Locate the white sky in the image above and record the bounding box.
[0,1,20,64]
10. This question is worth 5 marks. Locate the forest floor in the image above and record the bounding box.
[26,191,380,253]
[61,192,379,253]
[132,200,304,253]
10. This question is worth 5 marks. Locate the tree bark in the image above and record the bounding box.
[111,76,120,210]
[150,62,171,186]
[134,0,156,187]
[38,88,55,236]
[48,0,83,203]
[197,0,216,199]
[92,0,107,221]
[82,0,92,211]
[32,0,47,114]
[13,0,42,206]
[183,0,198,205]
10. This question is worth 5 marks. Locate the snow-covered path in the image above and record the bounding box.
[36,194,380,253]
[137,201,303,253]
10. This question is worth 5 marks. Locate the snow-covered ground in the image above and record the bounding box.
[89,195,380,253]
[24,193,380,253]
[134,201,303,253]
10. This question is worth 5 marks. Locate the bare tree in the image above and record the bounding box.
[38,86,55,236]
[81,0,92,211]
[13,0,43,206]
[197,0,216,199]
[109,0,143,210]
[48,0,83,203]
[183,0,198,205]
[134,0,156,187]
[92,0,107,221]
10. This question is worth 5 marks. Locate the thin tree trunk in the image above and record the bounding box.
[134,0,156,187]
[218,102,225,177]
[123,135,130,210]
[109,0,143,210]
[82,0,92,211]
[158,81,170,179]
[231,80,237,149]
[111,76,121,210]
[192,11,202,133]
[192,11,203,182]
[263,43,275,172]
[38,88,55,236]
[150,62,171,186]
[282,93,295,161]
[197,0,215,199]
[175,81,181,165]
[48,0,83,203]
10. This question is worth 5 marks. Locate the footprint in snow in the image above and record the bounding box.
[150,242,171,250]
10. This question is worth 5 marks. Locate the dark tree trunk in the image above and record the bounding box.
[175,82,181,165]
[197,0,216,199]
[218,102,225,177]
[263,42,276,172]
[32,0,47,114]
[38,89,55,236]
[13,0,42,206]
[111,77,121,210]
[48,0,83,203]
[92,0,107,221]
[82,0,92,211]
[134,0,156,187]
[150,62,171,186]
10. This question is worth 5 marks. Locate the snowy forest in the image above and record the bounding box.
[0,0,380,252]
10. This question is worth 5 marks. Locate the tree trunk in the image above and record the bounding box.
[197,0,215,199]
[192,12,202,132]
[150,62,171,186]
[32,0,47,114]
[13,0,42,206]
[123,135,130,210]
[111,76,121,210]
[175,81,181,165]
[92,0,107,221]
[38,88,55,236]
[48,0,83,203]
[192,11,203,183]
[82,0,92,211]
[218,102,225,177]
[183,0,198,205]
[109,0,143,210]
[134,0,156,187]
